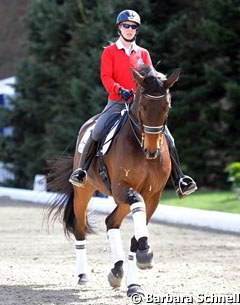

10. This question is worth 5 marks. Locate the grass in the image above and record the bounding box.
[160,189,240,214]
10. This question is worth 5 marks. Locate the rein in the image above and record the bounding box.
[125,102,143,148]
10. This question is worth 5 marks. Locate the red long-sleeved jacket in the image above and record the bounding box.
[100,42,152,102]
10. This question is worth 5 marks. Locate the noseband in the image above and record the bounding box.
[142,124,165,134]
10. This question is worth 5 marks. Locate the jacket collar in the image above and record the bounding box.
[116,39,138,55]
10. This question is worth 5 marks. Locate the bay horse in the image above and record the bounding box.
[48,66,181,297]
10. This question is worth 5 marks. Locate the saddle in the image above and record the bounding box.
[78,109,128,192]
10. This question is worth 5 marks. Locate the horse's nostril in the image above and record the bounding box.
[145,149,160,160]
[149,151,156,158]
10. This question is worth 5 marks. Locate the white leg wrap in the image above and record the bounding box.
[126,252,139,287]
[130,201,149,241]
[75,240,88,275]
[107,228,125,264]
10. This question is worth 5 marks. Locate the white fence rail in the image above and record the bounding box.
[0,186,240,234]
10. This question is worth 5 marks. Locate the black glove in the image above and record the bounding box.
[118,88,134,101]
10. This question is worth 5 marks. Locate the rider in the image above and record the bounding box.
[69,9,197,198]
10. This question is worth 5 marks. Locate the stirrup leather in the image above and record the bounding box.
[176,175,197,197]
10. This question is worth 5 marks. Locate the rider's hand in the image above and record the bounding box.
[118,88,134,101]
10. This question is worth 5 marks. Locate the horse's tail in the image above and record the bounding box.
[46,156,76,237]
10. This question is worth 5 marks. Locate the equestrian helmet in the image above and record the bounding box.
[116,10,141,26]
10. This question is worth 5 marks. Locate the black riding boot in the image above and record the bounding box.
[69,135,98,187]
[169,145,197,198]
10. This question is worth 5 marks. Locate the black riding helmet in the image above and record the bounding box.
[116,10,141,26]
[116,10,141,42]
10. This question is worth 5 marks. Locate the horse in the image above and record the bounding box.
[47,65,181,297]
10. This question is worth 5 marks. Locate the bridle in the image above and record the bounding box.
[125,66,180,158]
[125,91,168,149]
[142,124,165,134]
[140,92,168,135]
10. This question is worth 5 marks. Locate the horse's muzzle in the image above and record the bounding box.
[144,148,161,160]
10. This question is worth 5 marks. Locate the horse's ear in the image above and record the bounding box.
[131,68,145,87]
[164,68,182,89]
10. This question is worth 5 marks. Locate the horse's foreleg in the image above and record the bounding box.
[126,189,154,270]
[105,204,130,288]
[73,183,96,284]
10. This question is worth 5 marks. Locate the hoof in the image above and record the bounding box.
[136,247,154,270]
[127,284,145,297]
[108,270,124,288]
[78,273,89,285]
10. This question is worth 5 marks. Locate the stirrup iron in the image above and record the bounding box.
[69,168,87,187]
[176,175,197,197]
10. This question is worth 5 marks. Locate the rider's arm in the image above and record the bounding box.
[100,47,121,96]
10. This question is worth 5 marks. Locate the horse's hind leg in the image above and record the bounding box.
[126,236,145,297]
[105,203,130,288]
[73,182,96,284]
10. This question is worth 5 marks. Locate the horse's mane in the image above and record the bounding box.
[138,65,166,96]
